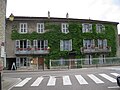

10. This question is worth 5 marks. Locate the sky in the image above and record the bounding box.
[6,0,120,33]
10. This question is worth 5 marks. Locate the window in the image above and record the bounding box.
[19,23,27,33]
[85,55,92,65]
[83,39,95,48]
[16,57,30,67]
[37,23,44,33]
[99,54,106,64]
[61,23,69,33]
[15,40,31,50]
[33,40,48,50]
[60,40,72,51]
[96,24,105,33]
[98,39,107,48]
[82,23,92,33]
[15,40,20,48]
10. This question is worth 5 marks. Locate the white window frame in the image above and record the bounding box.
[15,40,20,48]
[37,23,44,33]
[19,23,27,33]
[82,23,92,33]
[33,40,37,48]
[83,39,95,48]
[85,55,92,65]
[98,39,107,48]
[60,39,72,51]
[16,40,31,50]
[33,40,48,50]
[61,23,69,34]
[27,40,31,48]
[16,57,30,67]
[96,24,105,33]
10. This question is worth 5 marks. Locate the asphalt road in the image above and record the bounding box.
[3,67,120,90]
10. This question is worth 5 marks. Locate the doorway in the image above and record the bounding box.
[38,57,44,69]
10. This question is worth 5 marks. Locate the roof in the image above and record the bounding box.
[6,16,119,25]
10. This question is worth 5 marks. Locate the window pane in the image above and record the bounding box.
[62,40,71,51]
[21,24,23,28]
[20,23,27,33]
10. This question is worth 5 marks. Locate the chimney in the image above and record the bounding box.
[66,13,69,19]
[48,11,50,19]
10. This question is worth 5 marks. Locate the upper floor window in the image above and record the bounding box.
[37,23,44,33]
[15,40,31,49]
[60,40,72,51]
[33,40,48,50]
[83,39,95,48]
[19,23,27,33]
[61,23,69,34]
[82,23,92,33]
[98,39,107,48]
[96,24,105,33]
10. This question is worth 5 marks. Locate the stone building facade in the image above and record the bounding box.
[5,15,119,70]
[0,0,7,68]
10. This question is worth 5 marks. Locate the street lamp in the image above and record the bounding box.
[9,13,14,21]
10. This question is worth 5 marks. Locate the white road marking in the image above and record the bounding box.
[47,76,56,86]
[63,76,72,85]
[99,74,117,83]
[15,78,32,87]
[108,86,119,89]
[88,74,104,84]
[8,78,22,90]
[31,77,44,86]
[111,73,120,77]
[75,75,88,85]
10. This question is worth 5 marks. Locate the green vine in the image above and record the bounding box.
[11,22,117,61]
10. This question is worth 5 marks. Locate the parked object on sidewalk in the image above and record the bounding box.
[117,76,120,86]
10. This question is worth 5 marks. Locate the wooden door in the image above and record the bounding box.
[38,57,44,69]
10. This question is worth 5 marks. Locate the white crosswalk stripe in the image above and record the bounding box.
[99,74,117,83]
[47,76,56,86]
[87,74,104,84]
[14,73,120,87]
[63,76,72,85]
[15,78,32,87]
[75,75,88,84]
[111,73,120,77]
[31,77,43,86]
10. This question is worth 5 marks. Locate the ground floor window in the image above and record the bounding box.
[16,57,30,68]
[84,55,92,65]
[99,54,106,64]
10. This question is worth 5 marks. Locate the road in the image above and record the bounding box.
[3,67,120,90]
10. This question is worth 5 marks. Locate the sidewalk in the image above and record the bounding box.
[2,77,21,90]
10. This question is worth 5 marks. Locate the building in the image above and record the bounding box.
[5,14,119,70]
[118,34,120,46]
[0,0,7,68]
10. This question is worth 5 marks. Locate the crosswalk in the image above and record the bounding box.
[14,73,120,87]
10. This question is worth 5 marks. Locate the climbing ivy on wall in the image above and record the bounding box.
[11,22,117,60]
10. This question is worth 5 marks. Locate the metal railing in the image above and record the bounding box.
[81,46,111,53]
[49,57,120,69]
